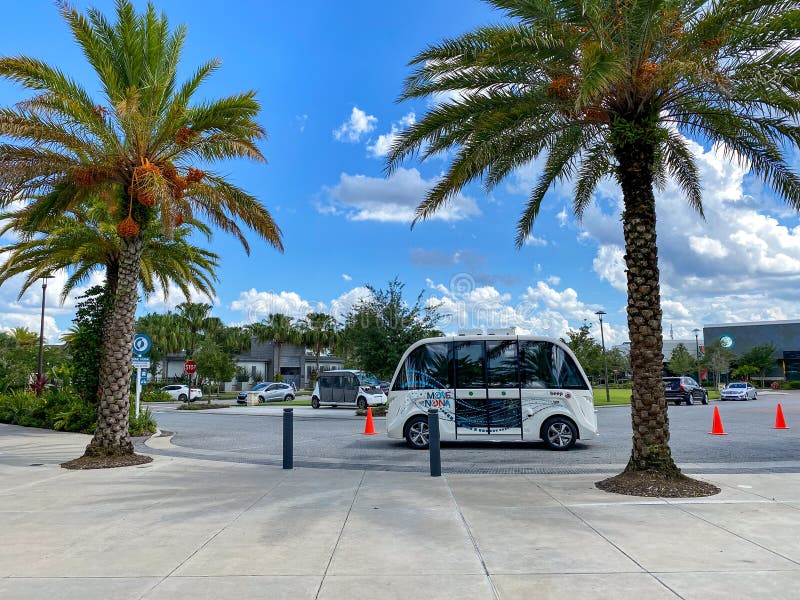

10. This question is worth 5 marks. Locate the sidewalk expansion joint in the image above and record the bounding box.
[526,474,688,600]
[134,470,292,600]
[313,470,366,600]
[445,475,501,600]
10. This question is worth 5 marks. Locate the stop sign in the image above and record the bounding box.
[184,360,197,375]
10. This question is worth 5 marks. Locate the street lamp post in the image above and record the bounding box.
[37,275,54,386]
[693,328,701,386]
[595,310,610,403]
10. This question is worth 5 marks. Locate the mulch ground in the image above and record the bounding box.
[596,471,721,498]
[61,453,153,470]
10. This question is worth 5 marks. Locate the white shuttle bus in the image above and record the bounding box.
[386,334,598,450]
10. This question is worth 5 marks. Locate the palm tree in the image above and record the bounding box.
[249,313,300,382]
[388,0,800,494]
[298,312,339,379]
[0,201,219,304]
[136,312,186,381]
[9,327,38,347]
[0,2,282,457]
[175,302,214,358]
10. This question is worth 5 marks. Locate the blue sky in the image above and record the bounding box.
[2,0,800,347]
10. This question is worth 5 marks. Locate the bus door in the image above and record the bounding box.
[485,340,522,437]
[454,340,490,437]
[343,373,358,404]
[331,374,345,404]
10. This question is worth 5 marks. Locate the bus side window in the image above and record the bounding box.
[519,341,555,388]
[393,342,452,390]
[487,340,518,387]
[454,340,485,389]
[551,344,589,390]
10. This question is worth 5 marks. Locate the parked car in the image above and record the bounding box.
[311,370,386,410]
[160,384,202,402]
[663,376,708,405]
[236,382,295,404]
[720,382,758,401]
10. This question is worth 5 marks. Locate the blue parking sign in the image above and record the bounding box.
[133,333,151,355]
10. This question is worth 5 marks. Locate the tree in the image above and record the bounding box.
[341,279,442,379]
[388,0,800,495]
[668,343,696,376]
[738,343,777,388]
[249,314,300,382]
[136,312,186,381]
[701,340,736,388]
[9,327,38,347]
[298,312,339,379]
[194,339,235,397]
[0,1,282,458]
[176,302,214,358]
[732,364,758,381]
[65,286,111,402]
[607,348,631,383]
[562,324,603,380]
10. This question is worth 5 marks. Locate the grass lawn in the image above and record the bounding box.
[593,387,721,405]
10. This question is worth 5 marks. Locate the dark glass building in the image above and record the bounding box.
[703,320,800,381]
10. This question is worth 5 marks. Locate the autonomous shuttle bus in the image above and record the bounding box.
[386,334,598,450]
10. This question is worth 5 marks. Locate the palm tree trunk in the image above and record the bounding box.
[85,235,144,456]
[275,342,282,381]
[616,138,681,476]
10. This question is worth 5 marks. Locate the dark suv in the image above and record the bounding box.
[663,376,708,405]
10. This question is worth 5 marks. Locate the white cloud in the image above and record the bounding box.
[296,114,309,133]
[424,276,627,345]
[524,235,548,247]
[367,111,416,158]
[319,167,481,223]
[341,273,352,281]
[556,207,569,227]
[546,275,561,285]
[228,286,372,325]
[580,136,800,330]
[143,282,219,312]
[229,289,323,323]
[333,106,377,142]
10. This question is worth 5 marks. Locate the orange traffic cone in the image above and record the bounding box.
[775,403,789,429]
[709,406,728,435]
[363,406,377,435]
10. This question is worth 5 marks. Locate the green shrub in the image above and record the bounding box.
[0,389,95,433]
[129,406,157,436]
[142,389,173,402]
[781,380,800,390]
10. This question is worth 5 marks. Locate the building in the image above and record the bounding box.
[160,337,344,389]
[704,320,800,381]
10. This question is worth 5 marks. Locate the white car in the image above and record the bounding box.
[720,382,757,401]
[161,384,203,402]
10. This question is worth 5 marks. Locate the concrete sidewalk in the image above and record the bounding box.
[1,424,799,599]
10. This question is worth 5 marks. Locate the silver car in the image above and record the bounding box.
[720,382,758,401]
[236,382,295,404]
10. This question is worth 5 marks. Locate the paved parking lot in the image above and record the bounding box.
[147,391,800,474]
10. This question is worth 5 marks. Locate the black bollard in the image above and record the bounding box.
[428,408,441,477]
[283,408,293,469]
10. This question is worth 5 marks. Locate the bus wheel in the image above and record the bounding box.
[357,397,367,410]
[404,416,430,450]
[311,396,320,409]
[542,417,577,451]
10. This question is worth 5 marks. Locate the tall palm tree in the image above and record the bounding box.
[0,201,219,304]
[9,327,38,347]
[175,302,214,358]
[298,312,339,378]
[389,0,800,494]
[136,312,186,381]
[249,313,300,382]
[0,1,282,457]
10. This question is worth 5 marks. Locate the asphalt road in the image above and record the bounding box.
[145,391,800,474]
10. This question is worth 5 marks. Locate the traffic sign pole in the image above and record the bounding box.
[135,366,142,418]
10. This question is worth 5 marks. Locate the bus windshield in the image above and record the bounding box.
[357,372,381,386]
